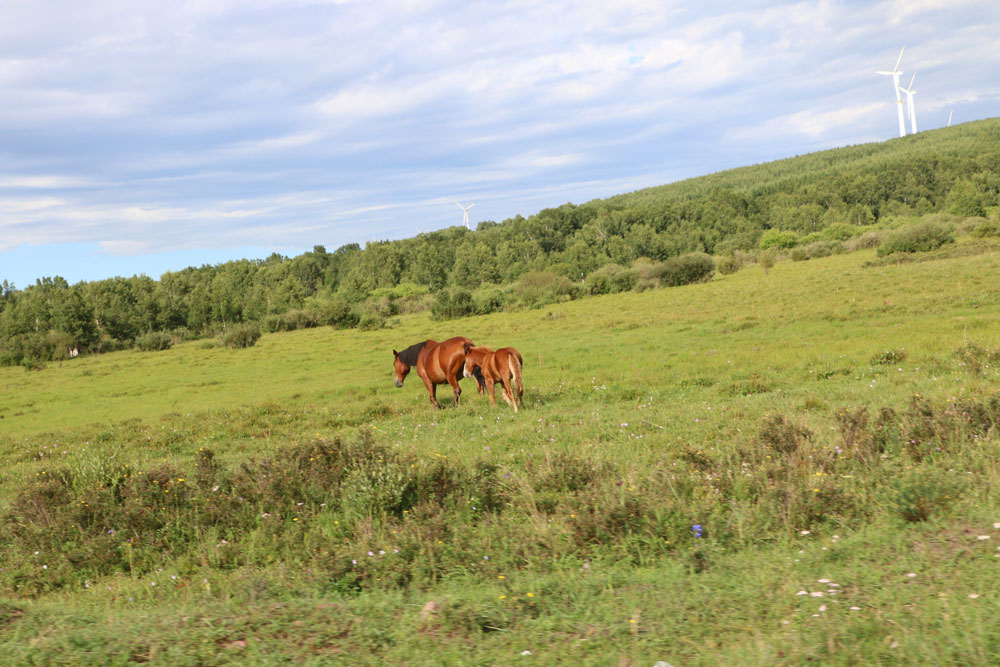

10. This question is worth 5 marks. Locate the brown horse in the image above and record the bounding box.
[463,346,524,412]
[393,337,475,408]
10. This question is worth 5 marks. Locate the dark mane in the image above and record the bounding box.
[396,340,428,367]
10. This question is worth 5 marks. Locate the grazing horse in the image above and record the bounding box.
[463,346,524,412]
[393,337,475,408]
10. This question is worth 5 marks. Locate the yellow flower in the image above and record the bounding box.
[499,595,506,600]
[526,592,534,598]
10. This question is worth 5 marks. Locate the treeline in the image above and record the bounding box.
[2,118,999,367]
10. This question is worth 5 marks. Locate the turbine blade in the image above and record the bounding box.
[894,46,905,72]
[455,201,464,209]
[467,203,476,209]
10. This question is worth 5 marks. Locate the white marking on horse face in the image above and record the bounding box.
[463,366,473,378]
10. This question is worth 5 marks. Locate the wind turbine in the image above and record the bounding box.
[948,108,954,127]
[900,73,917,134]
[455,201,476,229]
[877,46,906,137]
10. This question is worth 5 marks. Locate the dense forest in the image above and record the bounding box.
[3,118,999,367]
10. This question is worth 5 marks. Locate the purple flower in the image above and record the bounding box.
[692,524,704,538]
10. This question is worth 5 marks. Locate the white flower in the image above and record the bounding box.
[810,592,824,597]
[817,578,830,584]
[906,572,916,578]
[969,593,980,599]
[850,606,861,611]
[976,535,991,541]
[818,604,827,612]
[796,590,808,596]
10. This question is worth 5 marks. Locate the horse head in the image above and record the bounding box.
[392,350,410,388]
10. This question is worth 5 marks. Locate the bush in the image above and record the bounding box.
[877,221,955,256]
[358,313,387,330]
[310,296,359,330]
[135,331,173,352]
[264,309,318,333]
[843,231,881,252]
[758,249,777,273]
[431,289,475,320]
[585,264,635,295]
[0,331,78,368]
[472,286,510,315]
[515,271,578,307]
[716,254,743,275]
[759,229,801,250]
[220,323,262,349]
[970,219,1000,238]
[660,253,715,286]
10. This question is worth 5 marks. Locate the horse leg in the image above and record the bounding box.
[499,374,517,412]
[422,376,442,409]
[486,378,498,406]
[448,373,462,406]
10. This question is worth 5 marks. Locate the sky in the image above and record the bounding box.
[2,0,999,289]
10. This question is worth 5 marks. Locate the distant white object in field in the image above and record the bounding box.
[899,73,917,134]
[69,347,79,358]
[877,46,907,137]
[455,201,476,229]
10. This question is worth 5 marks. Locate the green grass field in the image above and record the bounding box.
[2,242,999,665]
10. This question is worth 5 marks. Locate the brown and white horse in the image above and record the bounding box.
[463,345,524,412]
[393,337,475,408]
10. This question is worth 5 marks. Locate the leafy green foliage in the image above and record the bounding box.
[220,323,261,349]
[877,221,955,256]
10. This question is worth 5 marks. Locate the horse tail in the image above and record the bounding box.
[508,352,524,406]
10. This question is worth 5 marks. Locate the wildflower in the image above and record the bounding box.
[969,593,980,599]
[800,530,810,536]
[906,572,916,578]
[368,551,374,557]
[526,592,534,598]
[818,604,827,612]
[796,590,808,596]
[977,535,991,541]
[810,592,824,597]
[849,606,861,611]
[692,524,704,538]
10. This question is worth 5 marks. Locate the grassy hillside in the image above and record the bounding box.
[1,239,999,664]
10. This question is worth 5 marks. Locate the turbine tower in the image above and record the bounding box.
[948,109,954,127]
[900,73,917,134]
[877,46,906,137]
[455,201,476,229]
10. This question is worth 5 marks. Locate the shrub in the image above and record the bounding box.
[759,229,801,250]
[716,254,743,275]
[871,348,906,365]
[843,231,881,252]
[358,313,387,330]
[472,286,510,315]
[758,249,777,273]
[135,331,173,352]
[661,253,715,287]
[221,323,262,349]
[891,470,963,523]
[877,221,955,256]
[431,288,475,320]
[515,271,578,307]
[585,264,635,295]
[310,296,359,330]
[264,309,318,333]
[970,219,1000,238]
